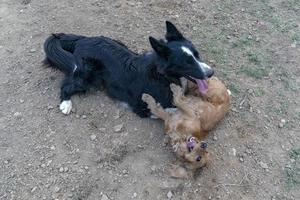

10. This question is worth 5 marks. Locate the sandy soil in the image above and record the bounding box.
[0,0,299,199]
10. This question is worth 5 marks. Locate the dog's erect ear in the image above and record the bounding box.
[165,21,184,41]
[149,36,171,58]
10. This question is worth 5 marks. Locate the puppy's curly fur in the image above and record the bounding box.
[142,77,231,177]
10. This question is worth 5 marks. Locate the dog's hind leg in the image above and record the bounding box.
[142,94,169,120]
[59,75,89,115]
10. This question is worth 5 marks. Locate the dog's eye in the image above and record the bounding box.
[200,142,207,149]
[196,156,201,162]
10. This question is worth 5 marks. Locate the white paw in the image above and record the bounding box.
[227,89,232,96]
[59,100,72,115]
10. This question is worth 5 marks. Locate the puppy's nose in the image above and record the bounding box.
[206,68,214,78]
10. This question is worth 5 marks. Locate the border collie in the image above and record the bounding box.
[43,21,214,117]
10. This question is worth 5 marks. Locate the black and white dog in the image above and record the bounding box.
[44,21,214,117]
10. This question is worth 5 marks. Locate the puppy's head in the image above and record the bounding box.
[204,77,230,105]
[174,136,210,170]
[149,21,214,93]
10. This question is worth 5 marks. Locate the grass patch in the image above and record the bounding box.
[254,87,265,97]
[285,148,300,189]
[247,52,262,65]
[233,36,253,48]
[240,66,270,79]
[281,0,300,13]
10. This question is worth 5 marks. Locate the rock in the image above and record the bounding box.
[31,187,37,193]
[54,186,60,193]
[47,105,54,110]
[132,193,137,198]
[278,119,286,128]
[101,194,109,200]
[231,148,237,156]
[29,48,36,53]
[99,127,106,132]
[114,110,120,119]
[20,99,25,103]
[90,134,97,141]
[64,167,69,172]
[259,161,268,169]
[82,115,87,119]
[150,165,156,171]
[114,124,124,132]
[167,191,173,199]
[13,112,22,118]
[239,157,244,162]
[213,136,218,141]
[59,167,64,173]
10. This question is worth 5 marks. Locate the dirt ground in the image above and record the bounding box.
[0,0,299,199]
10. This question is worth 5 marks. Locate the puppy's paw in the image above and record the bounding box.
[170,83,183,95]
[59,100,72,115]
[142,93,156,105]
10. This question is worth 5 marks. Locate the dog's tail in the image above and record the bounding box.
[43,33,85,74]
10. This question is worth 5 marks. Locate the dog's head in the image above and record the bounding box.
[149,21,214,94]
[174,136,210,170]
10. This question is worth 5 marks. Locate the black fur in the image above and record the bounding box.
[44,21,213,117]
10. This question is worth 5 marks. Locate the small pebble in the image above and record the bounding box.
[132,193,137,198]
[150,165,156,171]
[259,161,268,169]
[31,187,37,193]
[101,194,109,200]
[213,136,218,141]
[29,48,36,53]
[114,124,124,132]
[54,186,60,193]
[90,134,97,141]
[167,191,173,199]
[13,112,22,118]
[82,115,87,119]
[59,167,64,173]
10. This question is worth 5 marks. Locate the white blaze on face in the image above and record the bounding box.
[181,46,212,75]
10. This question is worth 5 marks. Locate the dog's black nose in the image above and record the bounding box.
[206,68,214,78]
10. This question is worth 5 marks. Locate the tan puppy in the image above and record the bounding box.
[142,77,230,177]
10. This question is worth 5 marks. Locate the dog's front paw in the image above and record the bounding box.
[59,100,72,115]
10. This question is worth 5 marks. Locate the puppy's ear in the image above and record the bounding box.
[165,21,184,41]
[149,36,170,59]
